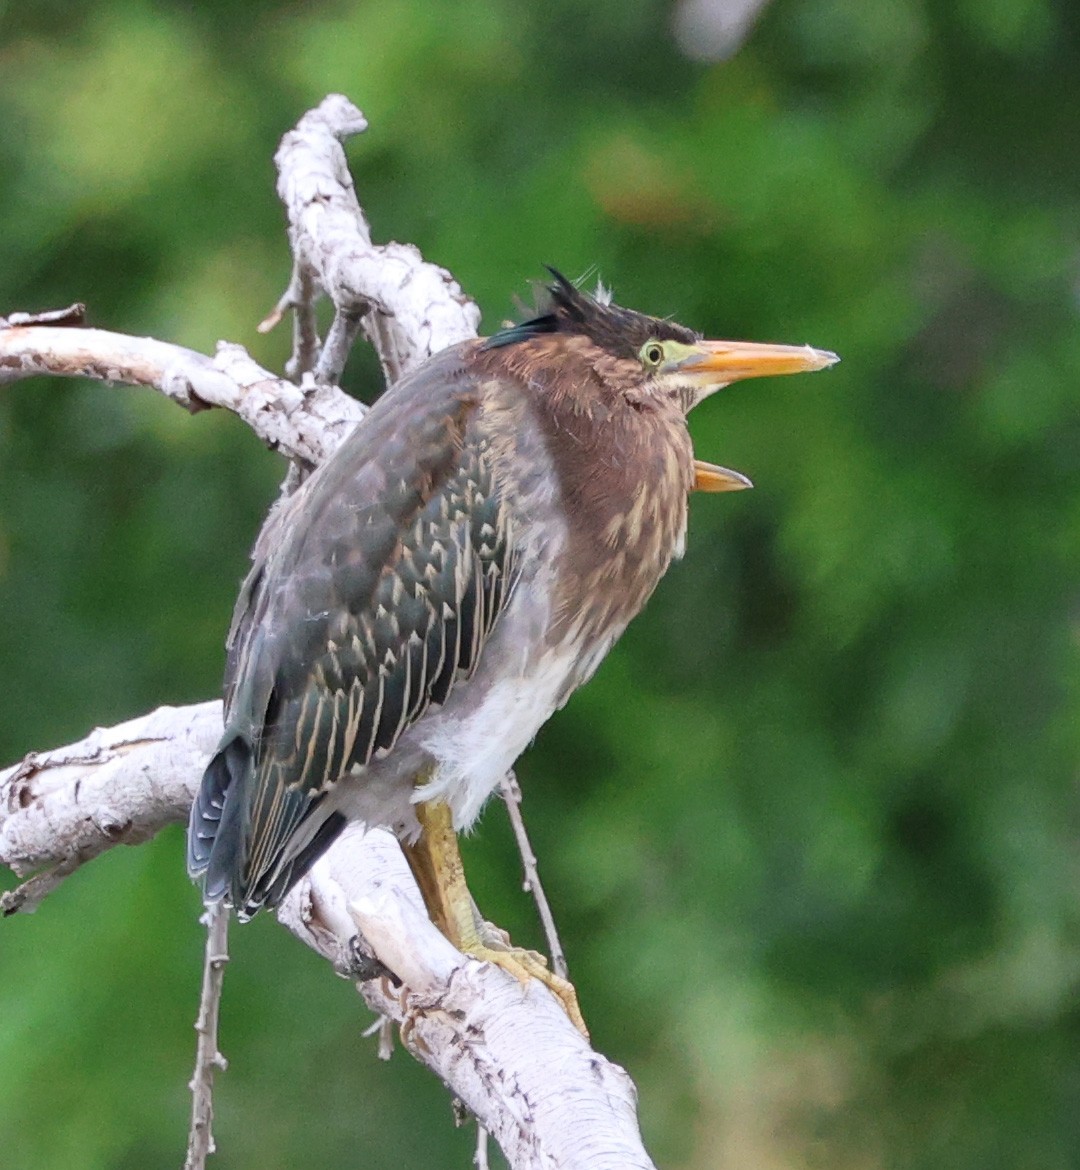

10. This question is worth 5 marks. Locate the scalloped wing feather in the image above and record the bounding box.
[189,346,518,912]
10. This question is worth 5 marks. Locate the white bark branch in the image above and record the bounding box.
[0,701,221,913]
[282,827,654,1170]
[0,325,364,467]
[267,93,481,385]
[0,94,659,1170]
[1,711,655,1169]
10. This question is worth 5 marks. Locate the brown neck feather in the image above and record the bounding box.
[478,335,693,644]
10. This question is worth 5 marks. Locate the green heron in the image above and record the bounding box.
[188,271,836,1030]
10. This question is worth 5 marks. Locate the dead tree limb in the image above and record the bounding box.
[0,704,654,1170]
[0,95,657,1170]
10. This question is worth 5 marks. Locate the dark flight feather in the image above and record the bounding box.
[188,349,519,915]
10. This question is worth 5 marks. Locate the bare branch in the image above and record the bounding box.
[500,772,570,982]
[259,260,321,380]
[476,1125,491,1170]
[0,100,480,465]
[0,325,364,466]
[0,702,220,912]
[2,712,657,1170]
[269,94,481,385]
[185,901,230,1170]
[279,826,656,1170]
[0,852,87,917]
[316,300,368,387]
[0,94,661,1170]
[0,302,86,328]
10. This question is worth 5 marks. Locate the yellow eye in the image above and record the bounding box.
[642,342,664,367]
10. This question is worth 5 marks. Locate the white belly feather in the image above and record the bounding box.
[414,640,581,829]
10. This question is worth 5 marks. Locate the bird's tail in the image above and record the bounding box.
[187,734,248,880]
[188,733,347,918]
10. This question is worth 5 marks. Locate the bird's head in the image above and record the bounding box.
[485,269,838,493]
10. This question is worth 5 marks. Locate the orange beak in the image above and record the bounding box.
[680,338,838,494]
[693,461,753,493]
[679,339,840,386]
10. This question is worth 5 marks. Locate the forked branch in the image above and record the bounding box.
[0,94,657,1170]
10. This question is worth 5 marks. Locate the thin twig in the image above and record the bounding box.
[258,261,322,382]
[361,1013,396,1061]
[0,852,87,916]
[316,302,369,385]
[258,260,320,379]
[1,302,85,328]
[185,901,230,1170]
[290,265,321,379]
[475,1124,491,1170]
[377,1014,394,1061]
[364,310,404,385]
[499,772,569,981]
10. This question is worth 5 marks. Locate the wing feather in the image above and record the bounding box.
[189,348,520,912]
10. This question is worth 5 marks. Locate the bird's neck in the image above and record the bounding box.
[478,339,694,648]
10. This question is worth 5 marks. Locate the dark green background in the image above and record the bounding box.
[2,1,1078,1166]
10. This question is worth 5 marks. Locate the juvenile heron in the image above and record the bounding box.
[188,270,837,1030]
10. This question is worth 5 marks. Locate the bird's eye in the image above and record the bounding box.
[643,342,665,367]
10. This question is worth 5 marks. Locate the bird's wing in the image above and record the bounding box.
[191,346,519,911]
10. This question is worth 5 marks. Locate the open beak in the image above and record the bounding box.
[679,339,839,388]
[681,338,838,494]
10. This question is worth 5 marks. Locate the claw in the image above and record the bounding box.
[469,920,587,1037]
[466,942,589,1038]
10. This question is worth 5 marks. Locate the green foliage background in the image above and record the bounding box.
[2,1,1079,1166]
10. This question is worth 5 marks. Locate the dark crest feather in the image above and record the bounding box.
[484,267,698,358]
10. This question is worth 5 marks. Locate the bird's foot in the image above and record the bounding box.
[403,798,588,1037]
[464,920,589,1039]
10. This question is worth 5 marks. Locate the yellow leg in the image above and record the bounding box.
[402,799,588,1037]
